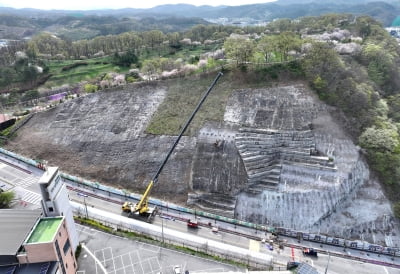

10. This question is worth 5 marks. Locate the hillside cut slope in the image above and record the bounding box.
[7,79,398,245]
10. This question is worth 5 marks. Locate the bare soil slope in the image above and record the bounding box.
[6,78,399,245]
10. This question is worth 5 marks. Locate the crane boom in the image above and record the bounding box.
[129,71,223,216]
[152,71,223,183]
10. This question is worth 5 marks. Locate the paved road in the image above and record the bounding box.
[68,190,400,273]
[1,155,400,273]
[76,224,243,274]
[0,161,42,208]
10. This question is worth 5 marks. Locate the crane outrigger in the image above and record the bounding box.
[122,72,223,221]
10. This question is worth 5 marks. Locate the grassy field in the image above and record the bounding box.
[146,69,273,136]
[42,44,219,88]
[44,57,128,87]
[140,43,223,63]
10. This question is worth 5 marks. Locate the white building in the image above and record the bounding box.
[39,166,79,251]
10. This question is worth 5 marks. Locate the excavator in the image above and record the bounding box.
[122,72,223,222]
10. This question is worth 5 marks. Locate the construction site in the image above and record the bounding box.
[6,74,400,247]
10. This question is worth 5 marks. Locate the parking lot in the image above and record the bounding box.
[76,224,244,274]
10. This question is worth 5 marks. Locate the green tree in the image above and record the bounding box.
[0,191,15,208]
[141,59,161,80]
[112,49,139,67]
[394,202,400,218]
[387,95,400,122]
[361,43,394,90]
[273,32,301,62]
[0,67,17,88]
[84,83,98,93]
[302,42,344,103]
[22,66,39,85]
[143,30,165,49]
[26,41,39,61]
[359,126,399,152]
[257,35,275,63]
[22,90,40,101]
[31,32,66,56]
[224,36,255,65]
[367,151,400,186]
[266,18,293,32]
[312,75,327,92]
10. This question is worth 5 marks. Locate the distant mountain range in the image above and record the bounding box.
[0,0,398,40]
[1,0,398,23]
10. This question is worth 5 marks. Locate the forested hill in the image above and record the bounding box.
[1,12,400,211]
[0,0,399,40]
[0,13,209,40]
[276,0,398,4]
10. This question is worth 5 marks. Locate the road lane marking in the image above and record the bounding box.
[383,266,389,274]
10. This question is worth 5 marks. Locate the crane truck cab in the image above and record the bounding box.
[122,203,157,222]
[122,201,133,212]
[120,180,157,222]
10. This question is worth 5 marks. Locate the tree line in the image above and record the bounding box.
[2,13,400,214]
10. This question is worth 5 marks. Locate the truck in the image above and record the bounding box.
[122,72,223,221]
[121,179,157,221]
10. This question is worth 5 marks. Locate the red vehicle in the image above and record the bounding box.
[187,219,199,228]
[303,248,318,257]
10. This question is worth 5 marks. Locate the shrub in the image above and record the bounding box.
[75,244,82,258]
[394,202,400,218]
[0,191,15,208]
[84,83,98,93]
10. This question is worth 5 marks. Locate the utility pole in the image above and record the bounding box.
[324,251,331,274]
[78,192,89,219]
[84,195,88,219]
[161,210,165,245]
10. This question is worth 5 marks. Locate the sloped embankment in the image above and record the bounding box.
[6,79,398,244]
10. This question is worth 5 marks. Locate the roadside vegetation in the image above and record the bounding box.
[1,13,400,217]
[74,216,249,269]
[0,190,15,208]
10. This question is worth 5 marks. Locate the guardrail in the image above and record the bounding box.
[0,147,399,260]
[71,201,273,270]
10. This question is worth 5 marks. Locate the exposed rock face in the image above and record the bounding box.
[190,84,398,245]
[224,86,318,130]
[9,84,195,199]
[188,125,247,217]
[7,81,399,245]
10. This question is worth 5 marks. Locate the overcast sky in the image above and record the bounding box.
[0,0,276,10]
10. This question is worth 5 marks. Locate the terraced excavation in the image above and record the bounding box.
[6,77,399,246]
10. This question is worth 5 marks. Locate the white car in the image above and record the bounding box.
[173,265,181,274]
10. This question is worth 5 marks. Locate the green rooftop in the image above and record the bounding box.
[26,217,63,244]
[392,16,400,27]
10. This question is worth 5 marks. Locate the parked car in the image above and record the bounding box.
[187,219,198,228]
[173,265,181,274]
[302,248,318,257]
[286,261,300,270]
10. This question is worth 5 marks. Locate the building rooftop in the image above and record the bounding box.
[0,209,42,264]
[26,217,63,244]
[38,166,58,185]
[0,261,58,274]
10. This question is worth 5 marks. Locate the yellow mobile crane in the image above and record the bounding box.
[122,72,223,221]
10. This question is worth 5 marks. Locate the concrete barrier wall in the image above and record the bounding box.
[71,201,273,269]
[0,147,398,257]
